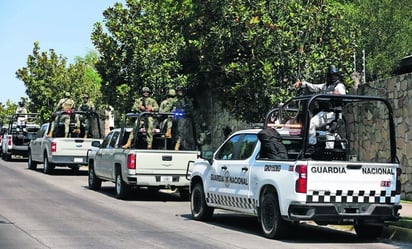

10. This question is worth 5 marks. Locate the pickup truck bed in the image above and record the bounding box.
[88,113,200,200]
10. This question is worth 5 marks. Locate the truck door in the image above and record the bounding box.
[210,133,257,212]
[30,124,48,162]
[94,131,115,178]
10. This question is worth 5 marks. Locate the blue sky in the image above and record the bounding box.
[0,0,123,104]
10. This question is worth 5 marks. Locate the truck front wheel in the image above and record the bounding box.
[115,171,130,199]
[88,165,102,190]
[191,183,214,221]
[27,151,37,170]
[260,191,289,239]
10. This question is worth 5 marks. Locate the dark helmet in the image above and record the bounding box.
[327,65,339,76]
[176,86,184,91]
[326,65,341,84]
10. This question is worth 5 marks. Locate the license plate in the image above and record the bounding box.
[160,176,172,182]
[74,157,83,163]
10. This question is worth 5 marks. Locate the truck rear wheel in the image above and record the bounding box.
[260,191,289,239]
[88,165,102,190]
[115,171,130,199]
[191,183,214,221]
[354,224,383,239]
[28,151,37,170]
[43,154,54,174]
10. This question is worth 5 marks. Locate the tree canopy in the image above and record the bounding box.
[15,41,102,122]
[5,0,411,125]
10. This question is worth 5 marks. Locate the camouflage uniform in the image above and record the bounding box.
[15,102,28,126]
[124,87,159,149]
[79,94,95,138]
[48,92,78,138]
[174,86,195,150]
[159,89,177,138]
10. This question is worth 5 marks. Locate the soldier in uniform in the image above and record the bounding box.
[123,86,159,149]
[79,94,95,138]
[15,101,28,126]
[159,89,177,138]
[48,92,78,138]
[174,86,194,150]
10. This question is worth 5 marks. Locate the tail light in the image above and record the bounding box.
[396,167,402,194]
[7,135,12,146]
[51,142,56,153]
[295,164,307,193]
[127,153,136,169]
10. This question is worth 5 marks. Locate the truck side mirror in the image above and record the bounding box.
[91,140,101,147]
[200,150,214,161]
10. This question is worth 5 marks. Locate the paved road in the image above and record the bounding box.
[0,159,410,249]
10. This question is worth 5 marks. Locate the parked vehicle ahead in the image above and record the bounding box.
[0,124,8,156]
[1,113,40,161]
[28,110,103,173]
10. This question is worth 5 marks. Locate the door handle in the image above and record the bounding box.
[221,166,227,170]
[241,167,248,172]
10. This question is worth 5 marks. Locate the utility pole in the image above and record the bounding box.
[362,49,366,84]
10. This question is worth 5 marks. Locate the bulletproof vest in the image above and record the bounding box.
[80,103,90,112]
[324,80,341,94]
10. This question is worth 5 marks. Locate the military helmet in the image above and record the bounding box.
[168,89,176,96]
[327,65,339,75]
[142,86,151,93]
[64,92,71,97]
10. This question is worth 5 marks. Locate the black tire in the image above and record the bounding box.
[354,224,383,240]
[191,183,214,221]
[88,164,102,190]
[43,154,54,174]
[260,190,289,239]
[27,150,37,170]
[115,170,130,199]
[3,152,11,161]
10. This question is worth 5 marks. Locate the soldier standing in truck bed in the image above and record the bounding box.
[123,86,159,149]
[48,92,79,138]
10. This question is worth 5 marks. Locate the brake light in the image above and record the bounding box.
[127,153,136,169]
[396,167,402,194]
[51,142,56,153]
[295,164,307,193]
[7,135,12,145]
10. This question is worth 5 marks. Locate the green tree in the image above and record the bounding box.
[91,0,192,114]
[186,0,355,121]
[345,0,412,80]
[16,42,102,122]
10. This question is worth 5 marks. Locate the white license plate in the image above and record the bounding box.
[160,176,172,182]
[74,158,83,163]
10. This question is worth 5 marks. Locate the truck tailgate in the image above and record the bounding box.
[53,138,101,156]
[134,150,198,173]
[306,161,400,204]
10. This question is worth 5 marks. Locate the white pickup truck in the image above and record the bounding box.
[28,110,103,173]
[87,112,200,199]
[189,94,402,240]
